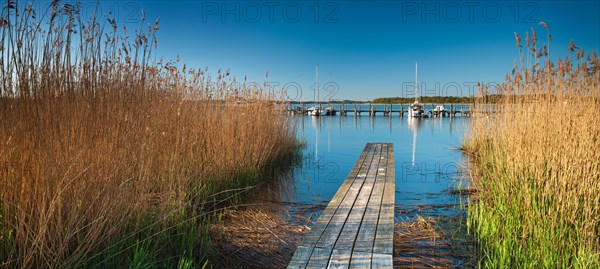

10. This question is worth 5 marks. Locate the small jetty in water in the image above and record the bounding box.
[288,143,395,268]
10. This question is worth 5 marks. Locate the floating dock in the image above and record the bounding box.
[288,143,395,269]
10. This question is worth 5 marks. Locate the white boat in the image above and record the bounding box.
[409,62,428,118]
[432,105,447,117]
[307,106,321,116]
[433,105,445,112]
[324,106,336,116]
[409,101,426,117]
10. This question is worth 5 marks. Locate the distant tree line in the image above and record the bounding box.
[294,95,509,104]
[372,96,476,104]
[371,95,552,104]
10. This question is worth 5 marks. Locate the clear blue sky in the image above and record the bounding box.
[85,1,599,101]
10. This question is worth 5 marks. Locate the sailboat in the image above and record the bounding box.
[307,106,321,116]
[324,106,337,116]
[409,62,428,118]
[308,65,321,116]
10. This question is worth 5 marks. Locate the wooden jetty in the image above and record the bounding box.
[288,143,395,269]
[288,103,474,117]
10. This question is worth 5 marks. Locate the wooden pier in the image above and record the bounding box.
[288,143,395,269]
[288,103,474,117]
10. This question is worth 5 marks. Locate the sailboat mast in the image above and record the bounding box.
[415,61,419,103]
[316,65,319,109]
[329,72,332,107]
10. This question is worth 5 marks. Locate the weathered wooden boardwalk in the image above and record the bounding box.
[288,143,395,269]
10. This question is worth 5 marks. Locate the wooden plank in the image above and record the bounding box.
[305,247,333,269]
[328,249,352,269]
[370,253,393,268]
[373,144,395,255]
[385,144,395,183]
[349,251,371,269]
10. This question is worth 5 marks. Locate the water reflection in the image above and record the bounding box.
[311,116,319,161]
[407,117,422,167]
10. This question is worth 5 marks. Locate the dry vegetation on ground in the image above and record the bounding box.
[209,209,309,269]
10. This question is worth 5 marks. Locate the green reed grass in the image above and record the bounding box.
[466,23,599,268]
[0,1,297,267]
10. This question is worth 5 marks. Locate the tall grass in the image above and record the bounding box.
[466,24,600,268]
[0,1,296,267]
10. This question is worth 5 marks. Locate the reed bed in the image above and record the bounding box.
[466,24,600,267]
[0,1,296,268]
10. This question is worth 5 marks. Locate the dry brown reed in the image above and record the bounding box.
[467,24,600,267]
[0,1,296,267]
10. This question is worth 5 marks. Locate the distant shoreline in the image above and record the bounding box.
[290,94,527,104]
[290,96,476,104]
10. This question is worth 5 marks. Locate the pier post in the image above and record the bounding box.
[400,103,404,117]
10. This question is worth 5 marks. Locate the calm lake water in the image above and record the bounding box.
[285,113,471,222]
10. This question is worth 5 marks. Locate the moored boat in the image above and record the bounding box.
[324,106,336,116]
[307,106,321,116]
[409,101,425,117]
